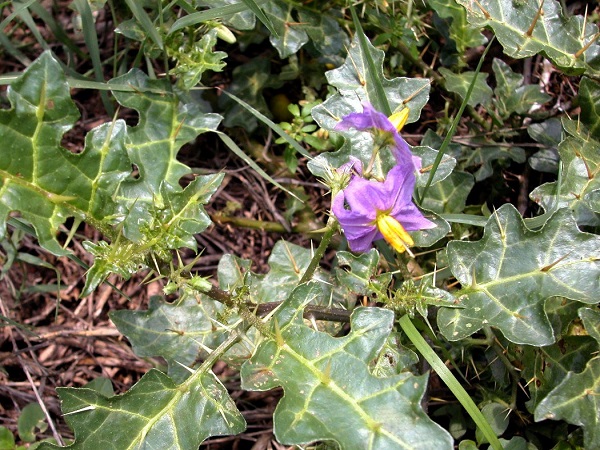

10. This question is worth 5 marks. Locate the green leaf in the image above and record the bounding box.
[413,145,457,187]
[528,118,562,173]
[534,357,600,449]
[0,427,15,449]
[319,34,430,123]
[0,51,117,256]
[419,171,475,214]
[38,369,245,450]
[492,58,551,118]
[255,240,314,303]
[462,143,526,181]
[239,0,278,37]
[297,9,347,57]
[456,0,600,76]
[438,204,600,345]
[110,295,228,383]
[477,403,509,440]
[530,119,600,226]
[523,334,597,412]
[17,403,47,443]
[579,77,600,140]
[428,0,487,52]
[240,282,453,449]
[580,307,600,346]
[308,32,431,178]
[193,0,257,30]
[167,28,227,90]
[439,68,492,107]
[262,1,308,58]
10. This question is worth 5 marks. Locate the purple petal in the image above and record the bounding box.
[343,177,386,218]
[392,204,436,231]
[393,135,421,170]
[334,102,396,135]
[334,102,421,171]
[332,192,379,251]
[384,163,416,208]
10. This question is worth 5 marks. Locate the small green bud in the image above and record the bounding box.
[187,275,212,293]
[163,281,178,295]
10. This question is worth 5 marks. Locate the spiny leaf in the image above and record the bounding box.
[317,34,430,124]
[0,51,127,256]
[110,295,228,383]
[38,369,245,450]
[240,282,453,449]
[438,204,600,346]
[456,0,600,76]
[309,32,430,179]
[308,33,432,178]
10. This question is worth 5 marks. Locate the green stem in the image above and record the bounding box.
[399,314,503,450]
[299,216,337,284]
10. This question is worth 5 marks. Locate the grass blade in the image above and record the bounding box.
[240,0,278,37]
[220,89,312,159]
[349,5,391,115]
[216,132,302,202]
[124,0,163,50]
[399,315,503,450]
[418,37,495,203]
[170,0,268,34]
[72,0,114,115]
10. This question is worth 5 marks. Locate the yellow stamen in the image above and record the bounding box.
[388,108,410,132]
[376,214,415,257]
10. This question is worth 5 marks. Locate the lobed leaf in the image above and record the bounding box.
[439,68,492,107]
[240,282,453,449]
[38,369,245,450]
[0,52,125,255]
[110,296,228,383]
[262,1,309,58]
[456,0,600,76]
[438,204,600,346]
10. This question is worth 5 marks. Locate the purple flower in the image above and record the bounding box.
[332,161,435,255]
[334,102,421,170]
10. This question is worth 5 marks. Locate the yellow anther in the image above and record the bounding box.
[388,108,410,132]
[376,214,415,256]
